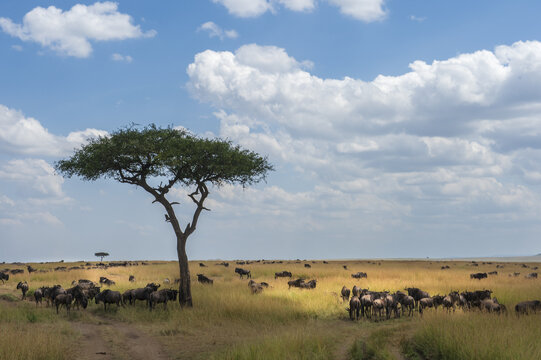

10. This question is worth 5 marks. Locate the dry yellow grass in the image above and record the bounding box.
[1,259,540,359]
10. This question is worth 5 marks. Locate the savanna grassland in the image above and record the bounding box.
[1,259,540,360]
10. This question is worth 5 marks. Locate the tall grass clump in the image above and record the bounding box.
[403,311,541,360]
[209,330,336,360]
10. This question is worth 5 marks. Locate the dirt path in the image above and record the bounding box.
[72,314,172,360]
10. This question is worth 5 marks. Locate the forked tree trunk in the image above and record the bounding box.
[177,236,192,307]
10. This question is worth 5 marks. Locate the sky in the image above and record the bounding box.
[1,0,541,262]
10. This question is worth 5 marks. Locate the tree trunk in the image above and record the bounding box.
[177,235,193,307]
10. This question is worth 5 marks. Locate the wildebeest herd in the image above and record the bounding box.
[341,284,539,321]
[2,260,541,321]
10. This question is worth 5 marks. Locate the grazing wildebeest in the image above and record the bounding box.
[95,289,122,310]
[360,293,373,318]
[526,272,538,279]
[216,262,229,267]
[129,275,135,282]
[199,262,207,267]
[341,286,351,302]
[99,276,116,286]
[235,267,251,279]
[301,279,317,289]
[54,293,73,314]
[478,298,503,313]
[122,289,134,305]
[351,272,368,279]
[249,281,264,294]
[515,300,541,315]
[16,281,29,299]
[432,295,445,310]
[10,269,24,275]
[149,289,178,310]
[197,274,213,284]
[349,296,361,320]
[0,272,8,283]
[419,297,434,314]
[288,278,305,289]
[441,265,450,270]
[383,293,400,319]
[323,261,329,264]
[27,265,37,273]
[405,288,430,309]
[343,265,348,270]
[488,271,498,275]
[67,285,88,310]
[372,296,386,321]
[34,287,45,307]
[396,292,415,316]
[442,291,460,312]
[304,264,311,268]
[470,272,488,280]
[275,271,292,279]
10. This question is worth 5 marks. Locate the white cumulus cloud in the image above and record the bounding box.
[186,41,541,227]
[0,2,156,58]
[0,104,107,157]
[212,0,385,22]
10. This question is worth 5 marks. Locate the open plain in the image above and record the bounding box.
[1,259,541,360]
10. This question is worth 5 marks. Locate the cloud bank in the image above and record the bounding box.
[186,41,541,239]
[0,2,156,57]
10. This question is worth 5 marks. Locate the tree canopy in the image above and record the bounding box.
[56,124,273,307]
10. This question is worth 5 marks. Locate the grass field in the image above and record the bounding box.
[1,259,540,359]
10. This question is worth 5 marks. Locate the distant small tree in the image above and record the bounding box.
[56,124,272,307]
[95,252,109,262]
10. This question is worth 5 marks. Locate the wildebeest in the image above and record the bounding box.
[441,265,450,270]
[197,274,213,284]
[149,289,178,310]
[526,272,538,279]
[27,265,37,273]
[248,280,264,294]
[288,278,305,289]
[418,297,435,314]
[478,298,503,313]
[442,291,460,312]
[129,275,135,282]
[235,267,251,279]
[122,289,134,305]
[304,264,311,268]
[95,289,122,310]
[405,287,430,309]
[34,287,45,307]
[199,262,207,267]
[67,285,88,310]
[396,292,415,316]
[275,271,292,279]
[10,269,24,275]
[16,281,29,299]
[488,271,498,275]
[470,272,488,280]
[515,300,541,315]
[0,272,8,283]
[349,296,361,320]
[216,262,229,267]
[343,265,348,270]
[99,276,116,286]
[341,286,351,302]
[300,279,317,289]
[351,272,367,279]
[54,293,73,314]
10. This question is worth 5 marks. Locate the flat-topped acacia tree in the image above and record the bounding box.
[56,124,272,307]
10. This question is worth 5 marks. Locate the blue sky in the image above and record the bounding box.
[1,0,541,262]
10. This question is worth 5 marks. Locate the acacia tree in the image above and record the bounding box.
[95,252,109,262]
[56,125,272,307]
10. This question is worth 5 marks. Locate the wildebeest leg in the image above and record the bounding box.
[56,303,60,314]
